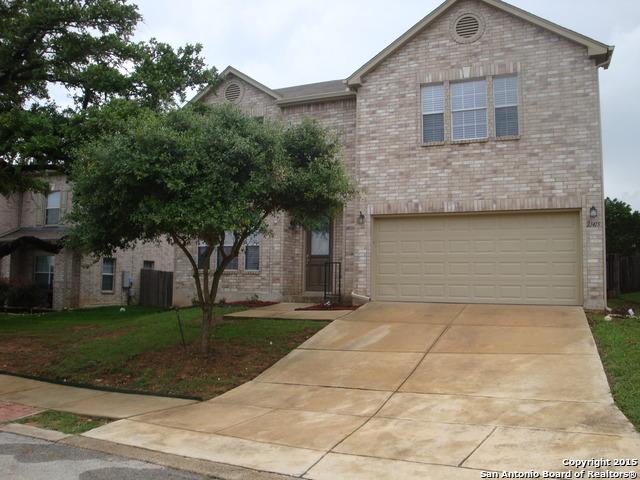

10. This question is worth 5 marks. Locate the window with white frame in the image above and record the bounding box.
[494,75,519,137]
[421,84,444,143]
[217,231,238,270]
[245,233,260,271]
[45,191,61,225]
[34,255,54,288]
[197,240,209,269]
[101,258,115,291]
[451,79,487,141]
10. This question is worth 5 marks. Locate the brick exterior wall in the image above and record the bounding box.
[153,0,609,309]
[0,174,174,310]
[350,0,605,308]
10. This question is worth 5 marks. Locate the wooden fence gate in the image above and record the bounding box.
[607,254,640,297]
[139,269,173,308]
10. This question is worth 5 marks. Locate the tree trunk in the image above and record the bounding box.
[201,303,213,355]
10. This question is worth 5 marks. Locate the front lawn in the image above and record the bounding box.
[588,291,640,430]
[0,305,327,399]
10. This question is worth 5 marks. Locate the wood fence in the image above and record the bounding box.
[607,254,640,297]
[139,269,173,308]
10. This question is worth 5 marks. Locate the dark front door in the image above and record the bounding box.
[305,221,331,292]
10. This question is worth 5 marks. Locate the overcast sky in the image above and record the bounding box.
[133,0,640,209]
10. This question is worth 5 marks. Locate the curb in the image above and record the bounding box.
[1,423,70,442]
[61,435,297,480]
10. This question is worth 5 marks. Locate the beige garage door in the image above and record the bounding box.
[373,212,581,305]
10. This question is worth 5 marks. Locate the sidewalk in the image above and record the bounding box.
[0,374,196,419]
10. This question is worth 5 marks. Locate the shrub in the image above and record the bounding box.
[0,280,10,307]
[7,282,48,309]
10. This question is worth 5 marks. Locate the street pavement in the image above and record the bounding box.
[0,431,211,480]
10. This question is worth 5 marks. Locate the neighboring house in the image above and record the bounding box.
[174,0,613,309]
[0,174,173,310]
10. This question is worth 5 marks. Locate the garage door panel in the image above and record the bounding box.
[373,212,581,305]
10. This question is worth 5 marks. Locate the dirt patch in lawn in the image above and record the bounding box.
[1,318,326,400]
[0,337,59,374]
[80,324,323,399]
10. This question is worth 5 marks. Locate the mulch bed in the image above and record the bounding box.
[296,304,360,311]
[220,300,279,308]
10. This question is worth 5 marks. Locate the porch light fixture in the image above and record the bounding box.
[357,211,365,225]
[590,206,598,219]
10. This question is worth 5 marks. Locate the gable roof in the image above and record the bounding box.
[189,67,353,106]
[190,66,283,104]
[347,0,614,86]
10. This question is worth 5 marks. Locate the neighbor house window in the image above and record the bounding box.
[421,84,444,143]
[451,79,487,141]
[142,260,155,270]
[197,240,209,269]
[494,75,519,137]
[45,191,61,225]
[217,231,238,270]
[34,256,54,288]
[101,258,115,291]
[245,233,260,271]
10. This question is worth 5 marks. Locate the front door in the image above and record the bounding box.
[305,221,331,292]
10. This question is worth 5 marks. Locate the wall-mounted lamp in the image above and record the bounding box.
[590,206,598,219]
[357,211,365,225]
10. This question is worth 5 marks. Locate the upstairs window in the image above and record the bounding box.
[45,191,61,225]
[217,231,238,270]
[494,75,519,137]
[101,258,115,291]
[421,84,444,143]
[245,233,260,271]
[451,79,487,141]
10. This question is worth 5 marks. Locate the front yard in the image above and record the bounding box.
[589,291,640,430]
[0,305,327,399]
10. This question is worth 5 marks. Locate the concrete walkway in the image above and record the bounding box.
[12,303,640,478]
[0,375,196,419]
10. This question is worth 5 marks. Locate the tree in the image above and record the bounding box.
[67,104,355,354]
[0,0,217,194]
[605,197,640,256]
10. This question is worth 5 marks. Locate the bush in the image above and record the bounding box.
[0,280,10,307]
[6,282,48,309]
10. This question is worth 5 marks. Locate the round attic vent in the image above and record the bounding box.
[452,12,484,43]
[456,15,480,37]
[224,82,242,103]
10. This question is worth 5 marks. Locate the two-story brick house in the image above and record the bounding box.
[173,0,613,310]
[0,174,174,310]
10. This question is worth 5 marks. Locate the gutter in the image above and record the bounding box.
[276,90,356,107]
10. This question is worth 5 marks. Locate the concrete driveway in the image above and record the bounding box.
[84,303,640,479]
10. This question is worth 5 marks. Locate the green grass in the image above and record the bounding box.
[1,305,244,378]
[607,291,640,309]
[17,410,110,434]
[590,313,640,430]
[0,305,328,398]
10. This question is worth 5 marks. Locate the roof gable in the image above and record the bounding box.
[190,66,282,104]
[346,0,613,86]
